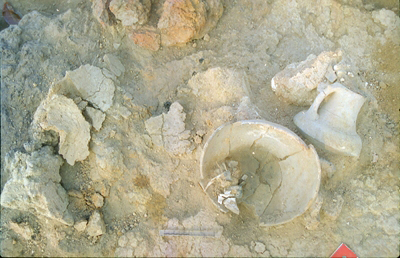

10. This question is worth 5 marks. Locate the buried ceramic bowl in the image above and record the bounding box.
[200,120,321,226]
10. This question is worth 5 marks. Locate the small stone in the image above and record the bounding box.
[254,241,266,254]
[91,193,105,208]
[379,81,387,89]
[203,34,210,42]
[372,152,379,163]
[74,220,88,232]
[194,135,202,144]
[92,0,114,27]
[103,54,125,77]
[86,211,106,237]
[192,43,197,48]
[77,100,88,111]
[223,198,240,215]
[129,28,161,51]
[84,107,106,131]
[325,65,337,83]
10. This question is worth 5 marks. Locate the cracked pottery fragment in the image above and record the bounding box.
[145,102,192,155]
[200,120,321,226]
[50,64,115,112]
[33,94,91,165]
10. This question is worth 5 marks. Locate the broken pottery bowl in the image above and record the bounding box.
[294,82,365,157]
[200,120,321,226]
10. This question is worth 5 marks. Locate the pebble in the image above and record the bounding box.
[372,152,379,163]
[203,34,210,42]
[254,241,266,253]
[91,193,105,208]
[379,81,387,89]
[86,210,106,237]
[74,219,88,232]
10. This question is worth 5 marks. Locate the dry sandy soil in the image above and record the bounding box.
[0,0,399,257]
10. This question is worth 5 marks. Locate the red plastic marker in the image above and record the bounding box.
[331,243,357,258]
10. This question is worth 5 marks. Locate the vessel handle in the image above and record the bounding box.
[307,85,338,120]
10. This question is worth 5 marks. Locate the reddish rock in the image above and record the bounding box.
[157,0,207,46]
[157,0,223,46]
[129,27,161,51]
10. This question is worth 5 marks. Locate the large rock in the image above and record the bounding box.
[271,51,342,106]
[157,0,223,46]
[0,147,73,226]
[92,0,115,27]
[109,0,151,26]
[51,64,115,112]
[33,94,91,165]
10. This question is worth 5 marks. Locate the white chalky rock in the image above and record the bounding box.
[254,241,266,254]
[110,0,151,26]
[74,219,88,232]
[84,107,106,131]
[271,51,342,106]
[0,147,73,226]
[51,64,115,112]
[87,210,106,237]
[145,102,192,155]
[33,94,91,165]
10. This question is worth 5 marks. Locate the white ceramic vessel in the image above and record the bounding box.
[200,120,321,226]
[294,83,366,157]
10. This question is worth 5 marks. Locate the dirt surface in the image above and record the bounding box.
[1,0,399,257]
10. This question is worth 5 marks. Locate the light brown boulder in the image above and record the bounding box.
[51,64,115,112]
[1,147,74,226]
[158,0,223,46]
[33,94,91,165]
[271,50,342,106]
